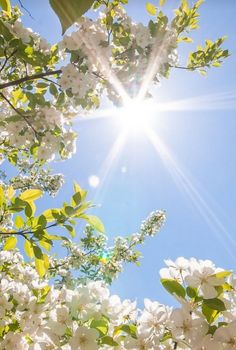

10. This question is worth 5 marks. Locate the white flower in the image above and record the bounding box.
[185,259,224,299]
[0,332,29,350]
[214,321,236,349]
[48,305,70,336]
[169,308,208,344]
[69,326,98,350]
[160,257,190,281]
[138,299,170,339]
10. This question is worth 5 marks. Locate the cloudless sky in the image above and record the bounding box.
[10,0,236,306]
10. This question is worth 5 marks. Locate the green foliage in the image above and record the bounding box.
[172,0,204,35]
[161,278,186,298]
[146,3,157,16]
[187,37,230,74]
[203,298,226,312]
[49,0,95,34]
[0,0,11,16]
[0,183,104,276]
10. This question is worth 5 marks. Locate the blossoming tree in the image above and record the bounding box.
[0,0,234,349]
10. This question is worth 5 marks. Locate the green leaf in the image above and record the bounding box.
[100,336,118,347]
[213,271,232,279]
[24,239,34,259]
[15,215,24,229]
[64,206,75,216]
[90,319,108,336]
[203,298,226,312]
[72,192,82,206]
[3,236,17,250]
[64,224,76,238]
[37,215,47,229]
[81,214,105,233]
[178,36,193,43]
[146,2,156,16]
[202,302,219,323]
[42,208,60,222]
[113,324,137,338]
[35,257,46,278]
[159,0,167,6]
[0,0,11,16]
[0,186,5,206]
[49,0,95,34]
[20,189,42,202]
[186,286,197,298]
[33,245,43,259]
[161,279,186,298]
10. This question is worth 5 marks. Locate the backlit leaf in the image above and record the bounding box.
[3,236,17,250]
[49,0,95,34]
[20,189,42,202]
[146,3,156,16]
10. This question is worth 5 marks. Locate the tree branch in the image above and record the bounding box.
[171,65,206,70]
[18,0,35,20]
[0,222,59,237]
[0,69,62,90]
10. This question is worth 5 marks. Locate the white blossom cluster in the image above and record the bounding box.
[4,19,51,53]
[59,64,97,98]
[0,104,77,162]
[59,7,178,104]
[0,181,13,230]
[1,250,236,350]
[10,168,64,197]
[35,107,76,161]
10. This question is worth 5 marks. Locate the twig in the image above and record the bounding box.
[18,0,35,20]
[171,64,206,70]
[0,49,17,73]
[0,222,59,237]
[0,69,62,90]
[42,77,62,88]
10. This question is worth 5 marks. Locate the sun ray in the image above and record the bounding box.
[91,130,128,204]
[76,29,130,103]
[157,90,236,112]
[137,31,173,100]
[145,127,236,262]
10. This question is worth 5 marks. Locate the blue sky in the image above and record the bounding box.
[10,0,236,305]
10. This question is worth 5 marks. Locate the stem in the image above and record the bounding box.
[0,49,17,73]
[18,0,35,20]
[0,69,62,90]
[0,221,59,237]
[172,65,206,70]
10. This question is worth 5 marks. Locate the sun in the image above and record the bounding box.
[114,98,158,133]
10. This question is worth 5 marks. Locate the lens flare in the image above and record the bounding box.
[99,251,110,264]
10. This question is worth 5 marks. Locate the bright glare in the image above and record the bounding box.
[88,175,100,188]
[115,98,158,133]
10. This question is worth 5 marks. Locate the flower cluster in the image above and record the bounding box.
[10,164,64,197]
[5,19,51,53]
[59,7,178,105]
[1,250,236,350]
[49,211,166,286]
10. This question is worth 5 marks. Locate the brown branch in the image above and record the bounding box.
[42,77,62,88]
[0,222,59,237]
[171,65,207,70]
[0,69,62,90]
